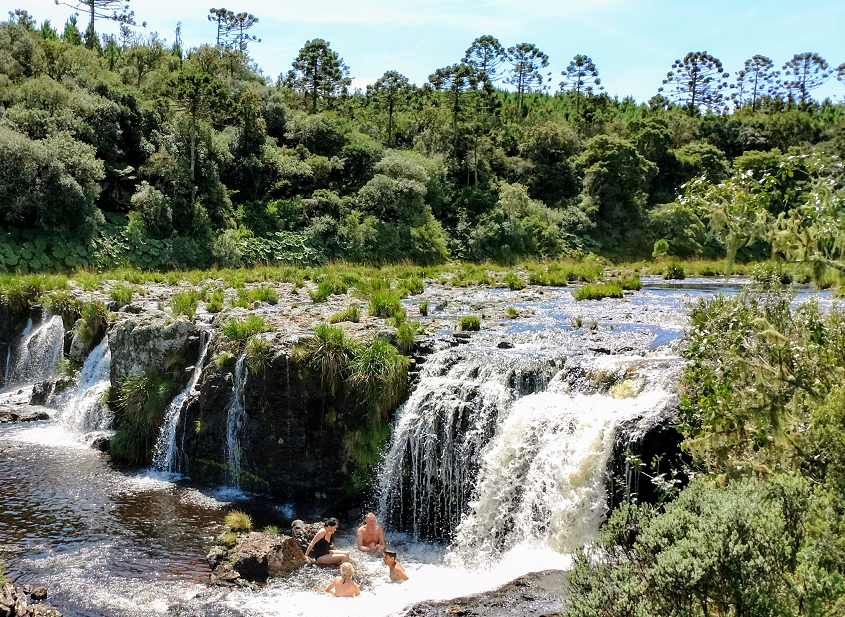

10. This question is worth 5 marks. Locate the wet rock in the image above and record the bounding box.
[28,605,61,616]
[400,570,565,617]
[68,320,89,364]
[29,588,47,601]
[497,341,514,349]
[205,545,228,571]
[0,404,50,423]
[208,532,305,586]
[109,310,197,383]
[291,520,322,553]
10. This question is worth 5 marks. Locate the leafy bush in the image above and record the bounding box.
[663,262,686,280]
[109,283,134,306]
[459,315,481,331]
[222,315,273,344]
[574,283,623,301]
[224,510,253,531]
[171,290,201,319]
[369,292,403,318]
[504,272,525,290]
[329,304,361,324]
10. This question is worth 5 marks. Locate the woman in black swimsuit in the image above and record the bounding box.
[304,518,350,565]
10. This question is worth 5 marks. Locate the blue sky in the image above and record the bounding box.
[12,0,845,103]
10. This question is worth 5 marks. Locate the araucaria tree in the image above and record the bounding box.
[780,52,832,105]
[505,43,550,113]
[283,39,351,113]
[732,54,780,110]
[429,63,481,152]
[54,0,138,33]
[559,54,603,115]
[207,8,234,46]
[463,35,507,82]
[659,51,729,115]
[228,12,260,52]
[367,71,412,146]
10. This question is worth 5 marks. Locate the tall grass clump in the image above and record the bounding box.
[663,262,687,280]
[0,560,6,584]
[245,336,273,374]
[419,300,429,316]
[78,300,108,348]
[398,276,425,296]
[618,276,642,291]
[504,272,525,290]
[110,283,135,306]
[205,288,224,313]
[350,339,409,424]
[309,279,348,303]
[222,315,273,344]
[369,292,403,318]
[292,324,355,391]
[506,307,519,319]
[574,283,624,301]
[459,315,481,331]
[329,305,361,324]
[171,290,201,318]
[396,320,422,354]
[44,290,82,328]
[225,510,253,532]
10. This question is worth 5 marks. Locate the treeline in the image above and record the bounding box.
[1,7,844,272]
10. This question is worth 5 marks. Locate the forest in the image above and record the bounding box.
[0,6,844,274]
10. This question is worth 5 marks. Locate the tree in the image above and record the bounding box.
[283,39,351,113]
[8,10,35,30]
[732,55,780,111]
[428,63,481,152]
[169,70,228,203]
[367,70,412,146]
[62,14,83,45]
[462,35,507,82]
[837,62,845,87]
[780,52,832,106]
[207,8,234,46]
[228,12,260,53]
[54,0,139,33]
[559,54,603,116]
[659,51,729,115]
[504,43,550,112]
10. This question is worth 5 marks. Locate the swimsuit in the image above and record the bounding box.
[311,532,333,560]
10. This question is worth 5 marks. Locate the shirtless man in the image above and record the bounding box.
[356,512,386,554]
[383,550,409,581]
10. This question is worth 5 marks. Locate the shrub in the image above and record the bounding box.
[506,307,519,319]
[419,300,429,316]
[618,276,643,291]
[329,305,361,324]
[110,283,134,306]
[369,292,403,318]
[171,290,201,318]
[663,262,686,280]
[245,336,273,373]
[264,525,280,535]
[349,339,409,423]
[396,320,420,354]
[225,510,253,531]
[574,283,624,301]
[504,272,525,290]
[459,315,481,331]
[206,288,224,313]
[222,315,273,344]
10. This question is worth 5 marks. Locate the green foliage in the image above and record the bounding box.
[44,290,82,328]
[349,339,409,424]
[309,278,348,303]
[617,276,642,291]
[419,300,429,316]
[224,510,253,531]
[574,282,624,300]
[0,560,5,585]
[395,320,421,354]
[328,304,361,324]
[230,285,280,307]
[221,315,273,344]
[170,290,201,319]
[109,283,134,306]
[506,306,519,319]
[218,531,238,548]
[214,351,233,371]
[205,287,224,313]
[264,525,280,535]
[459,315,481,331]
[292,323,355,391]
[503,272,525,290]
[77,300,108,348]
[244,336,273,374]
[369,292,403,318]
[662,262,687,280]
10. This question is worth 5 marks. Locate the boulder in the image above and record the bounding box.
[207,532,304,586]
[0,404,51,423]
[291,520,322,553]
[109,311,197,384]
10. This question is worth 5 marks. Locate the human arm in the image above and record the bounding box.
[356,527,369,552]
[304,529,326,562]
[377,526,386,552]
[323,577,339,595]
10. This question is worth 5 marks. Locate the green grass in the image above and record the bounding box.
[504,272,525,290]
[222,315,273,344]
[225,510,253,531]
[349,338,409,423]
[245,336,273,373]
[214,351,233,371]
[309,278,349,303]
[459,315,481,331]
[230,285,279,308]
[0,560,5,585]
[663,263,687,280]
[369,292,403,318]
[398,276,425,296]
[329,304,361,324]
[419,300,429,316]
[171,290,201,319]
[618,276,643,291]
[396,320,421,354]
[109,283,135,306]
[264,525,280,535]
[218,531,239,548]
[292,323,355,390]
[205,288,224,313]
[44,290,82,328]
[574,283,624,301]
[506,307,519,319]
[78,300,108,347]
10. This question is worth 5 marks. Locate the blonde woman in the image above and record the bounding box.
[321,562,360,597]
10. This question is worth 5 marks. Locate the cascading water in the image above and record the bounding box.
[151,328,214,474]
[226,352,248,488]
[7,315,63,385]
[59,337,112,434]
[378,347,681,555]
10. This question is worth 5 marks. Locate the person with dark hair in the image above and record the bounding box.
[383,549,408,581]
[305,518,350,565]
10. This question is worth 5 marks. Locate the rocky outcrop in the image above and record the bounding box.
[108,311,197,383]
[291,520,322,553]
[0,583,61,617]
[0,404,51,423]
[206,532,304,586]
[400,570,565,617]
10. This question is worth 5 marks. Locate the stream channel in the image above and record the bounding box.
[0,277,833,616]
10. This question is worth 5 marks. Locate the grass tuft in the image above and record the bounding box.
[110,283,135,306]
[218,531,239,548]
[349,339,409,424]
[574,283,624,301]
[293,324,355,391]
[329,304,361,324]
[419,300,429,316]
[506,307,519,319]
[264,525,280,535]
[663,263,687,280]
[504,272,525,290]
[225,510,253,531]
[369,292,403,318]
[459,315,481,331]
[222,315,273,344]
[245,336,273,373]
[171,290,201,319]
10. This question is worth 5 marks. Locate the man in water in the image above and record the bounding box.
[383,549,409,581]
[357,512,386,554]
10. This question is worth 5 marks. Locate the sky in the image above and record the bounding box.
[8,0,845,103]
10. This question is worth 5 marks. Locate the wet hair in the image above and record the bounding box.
[340,562,355,582]
[384,549,397,560]
[325,517,339,528]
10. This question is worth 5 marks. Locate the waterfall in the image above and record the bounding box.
[2,344,11,389]
[59,337,112,433]
[7,316,63,385]
[226,353,248,488]
[151,328,214,474]
[378,347,681,553]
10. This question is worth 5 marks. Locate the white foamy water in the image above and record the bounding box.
[226,352,248,488]
[59,336,112,434]
[7,315,63,385]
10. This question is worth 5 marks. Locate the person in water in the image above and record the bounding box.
[356,512,386,554]
[383,549,408,581]
[304,518,350,565]
[320,562,360,597]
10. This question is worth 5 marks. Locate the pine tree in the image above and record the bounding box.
[780,52,832,106]
[659,51,729,115]
[732,55,780,110]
